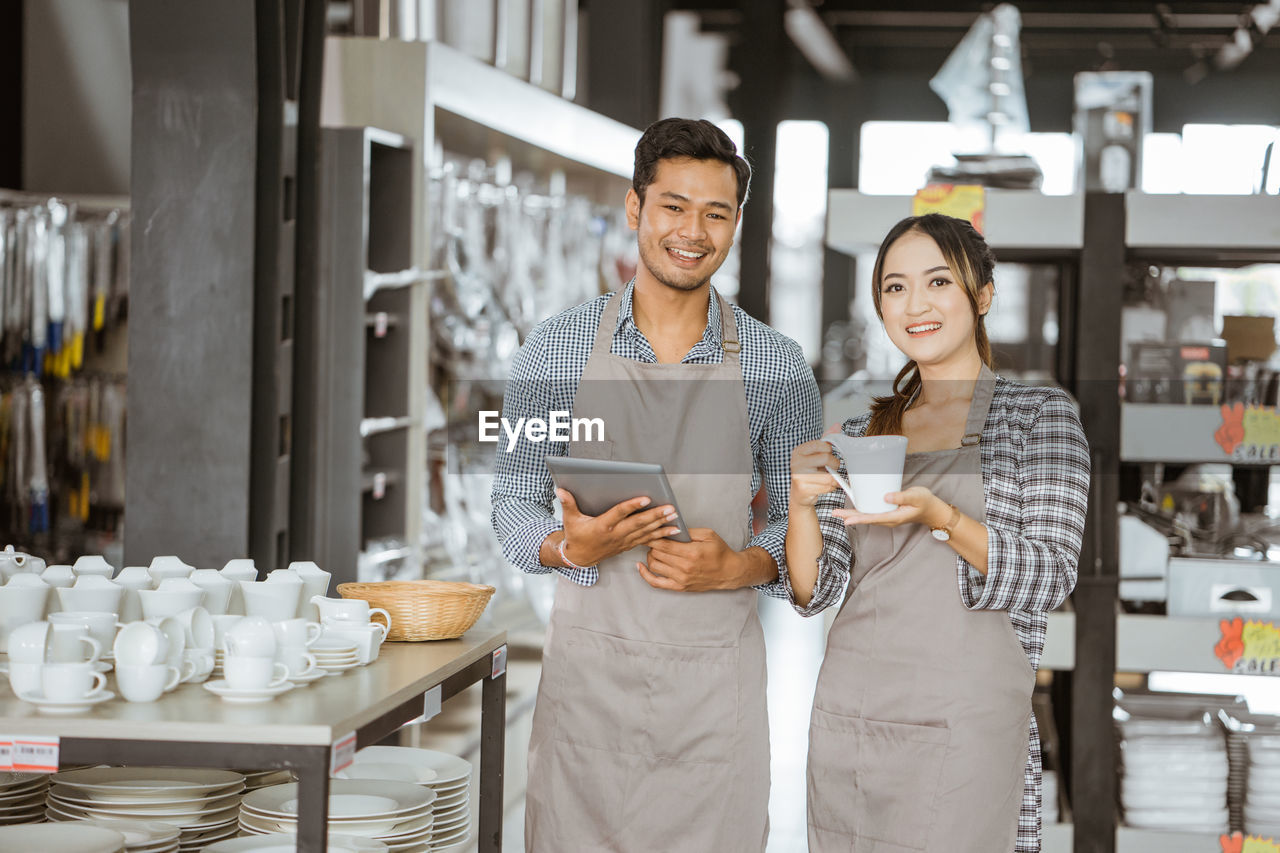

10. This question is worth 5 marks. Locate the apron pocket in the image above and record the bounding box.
[809,708,950,850]
[554,627,739,765]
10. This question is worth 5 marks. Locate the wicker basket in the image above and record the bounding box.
[336,580,496,641]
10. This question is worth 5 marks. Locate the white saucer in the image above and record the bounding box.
[285,668,326,685]
[16,688,115,714]
[202,680,292,703]
[318,661,362,674]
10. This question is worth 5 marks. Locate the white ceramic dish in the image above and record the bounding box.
[243,780,435,823]
[202,679,293,703]
[72,817,181,846]
[17,687,114,714]
[279,793,397,818]
[347,747,472,786]
[50,789,242,815]
[0,823,127,852]
[52,768,245,798]
[205,833,387,852]
[285,668,327,685]
[337,763,437,785]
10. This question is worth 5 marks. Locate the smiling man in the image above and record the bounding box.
[491,118,821,852]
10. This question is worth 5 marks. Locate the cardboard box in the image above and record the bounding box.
[1221,315,1277,363]
[1127,341,1228,405]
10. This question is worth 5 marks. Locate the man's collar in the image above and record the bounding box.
[615,280,724,347]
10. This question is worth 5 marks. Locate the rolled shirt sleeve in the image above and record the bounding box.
[490,323,599,586]
[958,389,1090,612]
[751,342,823,599]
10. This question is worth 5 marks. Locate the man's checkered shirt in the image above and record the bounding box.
[491,281,822,591]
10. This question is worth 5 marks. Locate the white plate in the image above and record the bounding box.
[431,836,472,852]
[318,661,363,674]
[72,818,182,846]
[280,794,399,819]
[286,669,327,685]
[432,801,468,821]
[17,688,115,714]
[51,791,243,817]
[351,748,472,786]
[0,823,128,852]
[205,833,388,852]
[0,771,49,791]
[203,679,293,702]
[240,805,433,837]
[337,764,438,785]
[52,768,245,798]
[428,824,471,845]
[245,780,435,817]
[50,800,242,829]
[51,787,241,811]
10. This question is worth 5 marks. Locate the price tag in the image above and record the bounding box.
[373,312,389,338]
[330,731,357,776]
[372,472,387,500]
[12,735,59,773]
[491,645,508,679]
[0,737,13,771]
[422,685,442,722]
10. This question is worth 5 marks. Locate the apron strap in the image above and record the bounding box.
[961,363,997,446]
[716,290,743,364]
[591,291,624,358]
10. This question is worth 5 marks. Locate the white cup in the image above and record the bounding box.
[825,434,909,514]
[40,662,107,702]
[115,663,182,702]
[224,615,277,658]
[223,656,289,691]
[277,645,318,678]
[272,618,321,649]
[175,606,214,651]
[146,616,186,672]
[211,615,244,651]
[315,597,392,632]
[56,577,124,614]
[183,647,215,683]
[10,621,101,664]
[48,611,121,657]
[113,621,169,667]
[7,661,43,695]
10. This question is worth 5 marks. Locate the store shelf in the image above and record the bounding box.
[1125,191,1280,260]
[1117,613,1233,674]
[322,38,638,200]
[825,190,1084,256]
[1116,827,1224,852]
[1122,402,1280,464]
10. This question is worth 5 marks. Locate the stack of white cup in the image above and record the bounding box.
[313,598,392,665]
[113,620,189,702]
[6,620,106,704]
[221,617,290,693]
[272,618,321,680]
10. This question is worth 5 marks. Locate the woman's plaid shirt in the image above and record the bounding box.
[784,377,1090,853]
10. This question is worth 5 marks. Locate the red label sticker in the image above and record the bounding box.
[330,731,357,775]
[12,736,59,773]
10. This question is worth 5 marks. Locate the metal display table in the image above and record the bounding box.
[0,629,508,852]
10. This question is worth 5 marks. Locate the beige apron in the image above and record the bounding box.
[525,290,770,853]
[807,366,1034,853]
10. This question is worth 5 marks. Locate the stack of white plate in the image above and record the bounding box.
[0,823,128,852]
[239,780,435,852]
[46,767,245,852]
[1119,720,1229,832]
[1245,735,1280,837]
[311,640,362,675]
[68,818,181,853]
[337,747,473,851]
[204,831,388,851]
[238,770,294,794]
[0,771,50,824]
[1042,770,1059,824]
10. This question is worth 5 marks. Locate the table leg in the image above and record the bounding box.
[295,747,332,852]
[478,664,507,852]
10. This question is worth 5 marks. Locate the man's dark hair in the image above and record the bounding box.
[632,118,752,209]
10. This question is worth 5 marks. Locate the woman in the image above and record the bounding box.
[785,213,1089,853]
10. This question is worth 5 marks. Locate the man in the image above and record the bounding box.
[491,117,821,852]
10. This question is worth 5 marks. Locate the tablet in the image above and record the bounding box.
[545,457,692,542]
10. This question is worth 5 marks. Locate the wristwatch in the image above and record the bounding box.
[930,504,962,542]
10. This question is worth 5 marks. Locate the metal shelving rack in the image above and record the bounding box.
[317,37,639,579]
[292,126,421,585]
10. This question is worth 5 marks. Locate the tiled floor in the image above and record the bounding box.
[496,595,828,852]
